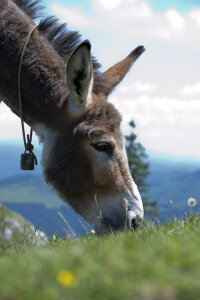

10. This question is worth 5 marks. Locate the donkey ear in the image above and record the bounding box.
[103,46,145,96]
[67,40,93,106]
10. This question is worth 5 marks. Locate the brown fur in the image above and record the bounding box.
[104,47,145,95]
[0,0,145,230]
[0,0,112,127]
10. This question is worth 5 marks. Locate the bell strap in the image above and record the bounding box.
[18,25,38,167]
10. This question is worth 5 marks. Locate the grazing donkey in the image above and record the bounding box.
[0,0,145,233]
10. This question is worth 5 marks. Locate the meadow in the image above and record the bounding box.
[0,212,200,300]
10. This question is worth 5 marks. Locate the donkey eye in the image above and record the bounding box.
[92,142,113,153]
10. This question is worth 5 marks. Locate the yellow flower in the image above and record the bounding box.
[57,270,77,288]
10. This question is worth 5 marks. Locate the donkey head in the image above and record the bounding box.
[42,41,145,234]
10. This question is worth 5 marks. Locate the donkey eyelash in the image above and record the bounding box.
[91,142,114,153]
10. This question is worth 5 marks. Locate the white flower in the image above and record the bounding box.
[89,230,95,235]
[187,197,197,207]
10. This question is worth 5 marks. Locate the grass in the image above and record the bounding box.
[0,213,200,300]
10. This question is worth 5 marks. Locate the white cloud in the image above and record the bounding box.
[129,1,152,18]
[180,83,200,97]
[133,82,157,93]
[100,0,122,10]
[89,0,200,47]
[118,81,157,93]
[0,103,37,140]
[51,0,200,47]
[188,9,200,28]
[51,3,100,29]
[109,92,200,157]
[166,9,185,32]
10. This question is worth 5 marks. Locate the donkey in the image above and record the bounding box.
[0,0,145,233]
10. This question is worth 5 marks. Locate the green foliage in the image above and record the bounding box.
[125,120,157,215]
[0,215,200,300]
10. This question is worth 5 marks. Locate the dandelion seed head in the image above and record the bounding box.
[187,197,197,207]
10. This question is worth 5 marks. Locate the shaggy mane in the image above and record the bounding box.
[13,0,111,94]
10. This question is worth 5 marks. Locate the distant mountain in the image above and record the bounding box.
[148,156,200,221]
[0,143,42,179]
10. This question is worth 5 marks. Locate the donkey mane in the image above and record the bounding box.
[13,0,112,94]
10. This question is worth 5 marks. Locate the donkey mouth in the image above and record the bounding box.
[130,215,143,229]
[94,186,144,234]
[95,212,143,234]
[126,210,143,229]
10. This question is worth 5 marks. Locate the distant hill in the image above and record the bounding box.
[0,174,61,208]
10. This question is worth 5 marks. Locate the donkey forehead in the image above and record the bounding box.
[74,100,122,136]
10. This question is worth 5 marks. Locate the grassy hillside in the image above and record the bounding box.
[0,174,62,208]
[0,215,199,300]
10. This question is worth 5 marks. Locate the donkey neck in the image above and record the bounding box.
[0,0,68,127]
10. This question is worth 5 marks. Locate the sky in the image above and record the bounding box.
[1,0,200,157]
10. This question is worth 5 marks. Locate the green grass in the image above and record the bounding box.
[0,215,200,300]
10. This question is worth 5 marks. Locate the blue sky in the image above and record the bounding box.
[42,0,200,15]
[148,0,200,13]
[42,0,93,15]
